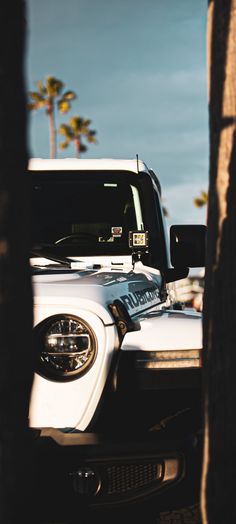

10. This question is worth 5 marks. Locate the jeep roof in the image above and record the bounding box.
[28,157,150,174]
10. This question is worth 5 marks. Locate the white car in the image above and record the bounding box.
[29,158,205,519]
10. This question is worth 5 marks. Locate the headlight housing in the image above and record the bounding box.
[34,315,97,381]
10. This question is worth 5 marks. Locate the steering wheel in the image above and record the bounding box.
[54,233,98,245]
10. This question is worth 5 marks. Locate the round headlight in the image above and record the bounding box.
[34,315,97,381]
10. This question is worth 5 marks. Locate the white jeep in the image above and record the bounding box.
[28,158,205,520]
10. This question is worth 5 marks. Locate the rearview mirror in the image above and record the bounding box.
[170,224,206,268]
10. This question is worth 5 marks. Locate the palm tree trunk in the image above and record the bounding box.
[75,137,81,158]
[201,0,236,522]
[0,2,34,522]
[48,100,56,158]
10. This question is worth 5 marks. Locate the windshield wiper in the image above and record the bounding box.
[30,249,99,271]
[30,249,72,267]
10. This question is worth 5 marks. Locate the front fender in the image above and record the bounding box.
[29,306,119,431]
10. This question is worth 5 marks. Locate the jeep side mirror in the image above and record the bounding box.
[170,224,206,268]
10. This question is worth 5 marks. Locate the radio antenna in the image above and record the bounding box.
[136,153,139,173]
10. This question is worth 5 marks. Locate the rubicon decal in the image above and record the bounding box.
[120,286,160,311]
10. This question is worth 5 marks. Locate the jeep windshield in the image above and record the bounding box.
[30,170,145,257]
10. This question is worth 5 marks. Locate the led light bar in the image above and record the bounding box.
[136,349,201,369]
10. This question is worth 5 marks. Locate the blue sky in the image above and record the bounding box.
[26,0,208,226]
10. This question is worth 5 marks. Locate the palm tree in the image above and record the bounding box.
[59,116,97,157]
[27,76,77,158]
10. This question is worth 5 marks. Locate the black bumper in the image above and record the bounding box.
[32,426,202,522]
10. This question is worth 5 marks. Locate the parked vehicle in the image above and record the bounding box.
[28,158,206,521]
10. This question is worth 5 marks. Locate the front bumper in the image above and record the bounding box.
[32,426,202,521]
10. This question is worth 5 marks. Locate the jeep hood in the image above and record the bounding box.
[121,309,203,352]
[32,264,163,324]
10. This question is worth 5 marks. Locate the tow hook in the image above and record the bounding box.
[69,466,101,496]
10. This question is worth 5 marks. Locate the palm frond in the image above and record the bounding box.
[62,90,77,101]
[29,91,45,102]
[36,80,47,95]
[59,124,74,139]
[59,140,70,150]
[87,130,97,143]
[58,99,70,113]
[46,76,64,97]
[193,190,208,208]
[69,116,83,132]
